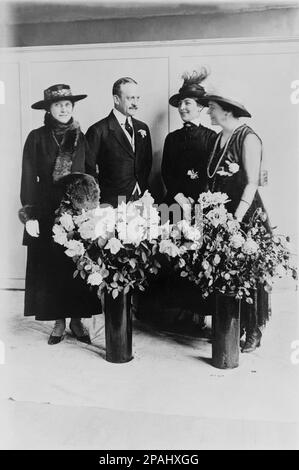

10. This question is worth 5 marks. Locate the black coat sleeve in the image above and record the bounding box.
[83,133,98,179]
[20,130,39,222]
[161,133,180,200]
[85,124,101,178]
[144,124,153,185]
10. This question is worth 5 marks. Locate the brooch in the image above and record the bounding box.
[187,169,199,180]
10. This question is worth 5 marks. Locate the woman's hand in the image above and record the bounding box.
[25,220,40,237]
[174,193,192,222]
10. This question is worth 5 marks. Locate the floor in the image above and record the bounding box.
[0,284,298,450]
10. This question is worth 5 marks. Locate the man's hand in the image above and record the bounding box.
[25,220,40,237]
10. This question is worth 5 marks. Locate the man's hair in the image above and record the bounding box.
[112,77,137,97]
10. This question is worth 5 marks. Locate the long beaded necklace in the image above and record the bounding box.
[207,124,244,179]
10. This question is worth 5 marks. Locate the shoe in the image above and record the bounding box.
[241,328,262,353]
[48,319,65,345]
[70,320,91,344]
[48,334,64,345]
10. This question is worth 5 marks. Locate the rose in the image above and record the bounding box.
[53,224,68,246]
[78,218,97,240]
[242,238,259,255]
[59,213,75,231]
[87,271,104,286]
[228,162,239,174]
[159,239,181,258]
[95,206,116,239]
[104,237,123,255]
[118,215,147,245]
[64,240,85,258]
[177,220,202,242]
[205,206,228,228]
[230,233,245,249]
[198,191,230,209]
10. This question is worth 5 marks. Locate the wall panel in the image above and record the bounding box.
[1,38,298,283]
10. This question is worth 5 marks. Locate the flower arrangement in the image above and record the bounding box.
[53,191,165,299]
[172,191,297,303]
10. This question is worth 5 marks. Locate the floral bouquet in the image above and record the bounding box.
[53,191,163,299]
[173,191,297,303]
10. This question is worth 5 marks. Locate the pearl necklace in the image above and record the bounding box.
[207,124,244,179]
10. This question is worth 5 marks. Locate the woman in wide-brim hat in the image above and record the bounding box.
[198,92,271,352]
[145,68,217,331]
[19,84,100,345]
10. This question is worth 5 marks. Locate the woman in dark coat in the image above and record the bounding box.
[159,69,217,330]
[198,92,271,352]
[19,84,100,345]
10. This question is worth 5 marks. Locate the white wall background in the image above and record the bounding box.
[1,38,298,284]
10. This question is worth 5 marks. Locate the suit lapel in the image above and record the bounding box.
[132,119,143,162]
[108,111,135,158]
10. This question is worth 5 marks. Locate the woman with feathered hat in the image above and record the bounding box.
[198,91,271,352]
[159,68,217,330]
[19,84,100,345]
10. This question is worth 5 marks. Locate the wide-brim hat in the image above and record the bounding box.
[197,94,251,118]
[169,84,206,108]
[31,84,87,110]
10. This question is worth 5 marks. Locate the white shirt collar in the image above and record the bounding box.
[183,117,201,127]
[113,108,132,126]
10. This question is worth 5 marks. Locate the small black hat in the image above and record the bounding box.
[169,68,208,108]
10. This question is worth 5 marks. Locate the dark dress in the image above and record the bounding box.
[138,123,217,326]
[207,123,271,328]
[21,126,100,321]
[162,123,217,205]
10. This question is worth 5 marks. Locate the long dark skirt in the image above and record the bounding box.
[24,240,101,321]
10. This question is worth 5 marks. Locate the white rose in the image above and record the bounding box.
[228,162,239,174]
[59,213,75,231]
[65,240,85,258]
[105,237,123,255]
[53,224,68,246]
[78,219,97,240]
[159,240,181,258]
[87,272,104,286]
[230,233,245,249]
[242,238,259,255]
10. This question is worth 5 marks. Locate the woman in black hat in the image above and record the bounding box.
[19,84,100,345]
[199,93,271,352]
[159,69,217,331]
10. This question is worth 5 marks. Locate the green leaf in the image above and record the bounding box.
[73,270,79,278]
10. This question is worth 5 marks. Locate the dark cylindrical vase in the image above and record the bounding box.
[212,293,241,369]
[104,290,133,363]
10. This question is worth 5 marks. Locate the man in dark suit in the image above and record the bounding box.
[86,77,152,207]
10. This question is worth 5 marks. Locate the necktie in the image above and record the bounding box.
[125,118,133,138]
